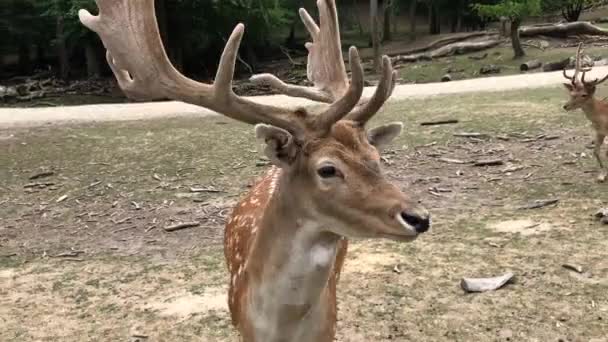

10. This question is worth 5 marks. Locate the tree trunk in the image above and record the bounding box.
[409,0,417,41]
[56,16,70,79]
[456,0,464,32]
[371,0,381,72]
[383,0,392,41]
[562,0,584,22]
[354,0,365,38]
[510,19,525,59]
[84,41,101,77]
[18,43,31,75]
[35,44,46,67]
[499,17,508,37]
[285,23,296,47]
[428,1,440,35]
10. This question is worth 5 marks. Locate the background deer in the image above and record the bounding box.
[79,1,431,341]
[563,43,608,182]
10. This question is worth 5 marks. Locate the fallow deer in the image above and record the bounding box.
[79,1,431,341]
[563,43,608,182]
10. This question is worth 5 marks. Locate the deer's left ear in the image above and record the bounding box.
[367,122,403,149]
[255,124,299,167]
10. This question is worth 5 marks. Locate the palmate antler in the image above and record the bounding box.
[79,0,392,138]
[563,42,608,87]
[249,0,397,125]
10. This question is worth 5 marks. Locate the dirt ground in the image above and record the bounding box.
[1,87,608,341]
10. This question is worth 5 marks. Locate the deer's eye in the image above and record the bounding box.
[317,165,340,178]
[582,94,588,98]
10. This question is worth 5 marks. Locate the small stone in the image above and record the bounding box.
[499,329,513,340]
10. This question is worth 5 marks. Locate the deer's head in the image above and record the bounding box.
[79,0,430,241]
[256,117,429,241]
[563,43,608,111]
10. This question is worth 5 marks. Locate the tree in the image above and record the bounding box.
[409,0,418,40]
[542,0,600,22]
[473,0,541,59]
[371,0,381,71]
[383,0,393,41]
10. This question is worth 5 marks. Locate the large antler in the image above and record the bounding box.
[79,0,365,135]
[251,0,396,125]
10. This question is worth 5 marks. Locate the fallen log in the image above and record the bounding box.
[520,21,608,38]
[480,64,501,75]
[392,38,503,64]
[520,60,542,72]
[441,74,452,82]
[542,57,571,72]
[388,32,493,56]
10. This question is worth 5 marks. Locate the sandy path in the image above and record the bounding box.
[2,66,607,129]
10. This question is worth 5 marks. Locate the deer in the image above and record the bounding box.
[79,1,431,341]
[563,43,608,182]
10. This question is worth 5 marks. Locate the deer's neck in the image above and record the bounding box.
[583,98,608,124]
[245,173,341,342]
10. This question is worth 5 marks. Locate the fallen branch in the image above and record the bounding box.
[520,21,608,38]
[439,157,467,164]
[453,132,489,139]
[388,32,493,56]
[474,159,504,167]
[520,60,542,72]
[392,38,502,64]
[421,119,459,126]
[164,221,201,232]
[190,187,222,193]
[562,263,584,274]
[518,199,559,210]
[29,171,54,180]
[461,273,515,293]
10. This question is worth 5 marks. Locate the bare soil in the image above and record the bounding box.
[1,87,608,341]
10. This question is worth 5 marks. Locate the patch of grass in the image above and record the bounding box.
[397,45,607,84]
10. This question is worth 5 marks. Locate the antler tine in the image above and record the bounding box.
[250,0,348,104]
[573,42,584,81]
[563,68,575,83]
[79,0,305,135]
[346,56,396,124]
[314,47,364,131]
[249,74,334,103]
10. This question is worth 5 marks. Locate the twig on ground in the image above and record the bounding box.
[439,157,467,164]
[29,171,54,180]
[518,199,559,210]
[420,119,459,126]
[164,221,201,232]
[474,159,504,167]
[562,263,584,274]
[453,132,489,139]
[190,187,222,193]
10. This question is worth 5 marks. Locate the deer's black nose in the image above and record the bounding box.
[400,211,430,233]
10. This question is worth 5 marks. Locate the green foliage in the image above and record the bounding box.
[541,0,600,12]
[472,0,541,20]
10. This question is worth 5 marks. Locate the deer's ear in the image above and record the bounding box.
[563,83,574,91]
[367,122,403,150]
[255,124,298,167]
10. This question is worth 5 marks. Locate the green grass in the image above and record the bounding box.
[398,46,608,84]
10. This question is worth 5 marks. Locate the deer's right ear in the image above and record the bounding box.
[563,83,574,91]
[255,124,298,167]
